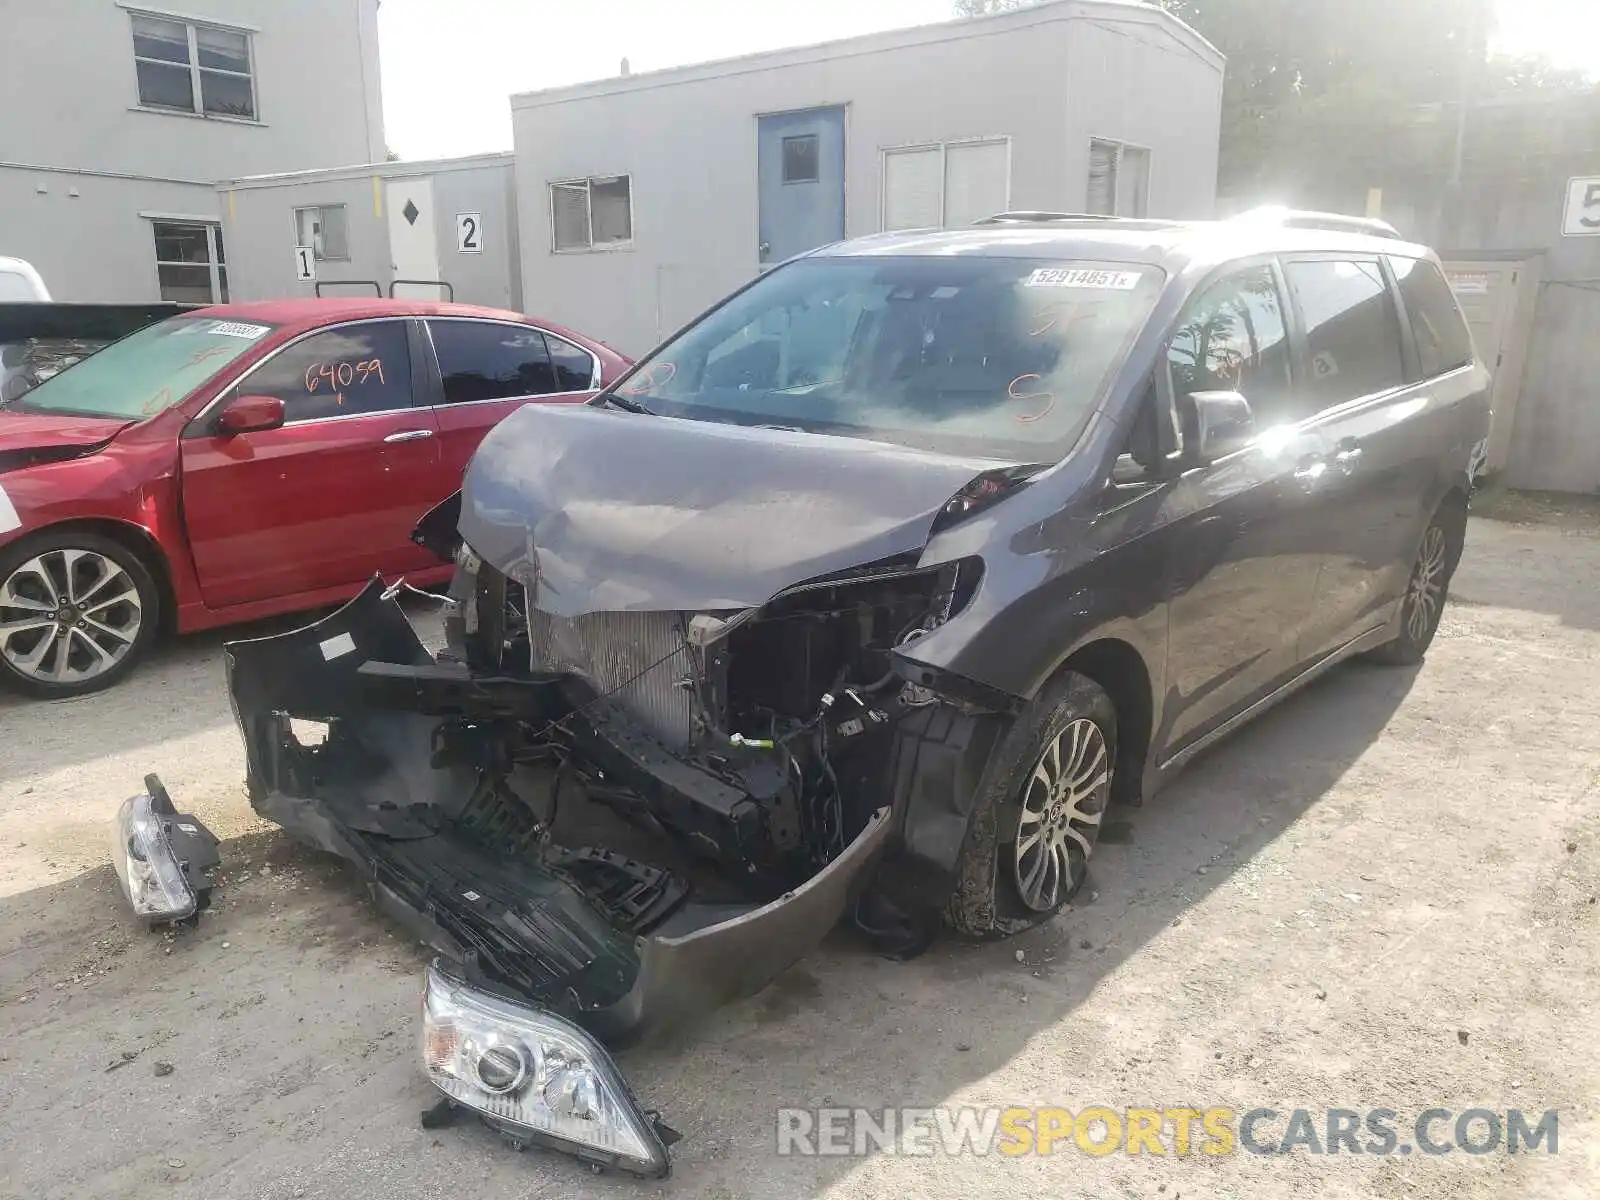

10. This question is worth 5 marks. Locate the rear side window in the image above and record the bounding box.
[1284,259,1405,409]
[242,321,412,422]
[544,334,598,391]
[428,320,557,403]
[1389,256,1475,378]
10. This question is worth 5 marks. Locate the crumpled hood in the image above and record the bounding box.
[457,403,998,616]
[0,410,130,466]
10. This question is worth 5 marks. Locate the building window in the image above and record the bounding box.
[782,135,820,184]
[152,221,227,304]
[882,138,1010,231]
[550,176,633,252]
[1086,140,1150,217]
[131,12,256,120]
[294,206,350,261]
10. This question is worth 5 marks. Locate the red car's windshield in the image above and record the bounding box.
[8,316,275,420]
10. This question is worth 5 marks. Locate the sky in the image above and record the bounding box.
[377,0,1600,160]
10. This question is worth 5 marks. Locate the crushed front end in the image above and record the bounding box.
[224,404,1030,1173]
[223,562,990,1170]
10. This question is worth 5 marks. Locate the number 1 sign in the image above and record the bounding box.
[294,246,316,281]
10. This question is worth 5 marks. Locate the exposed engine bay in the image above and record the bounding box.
[449,548,977,897]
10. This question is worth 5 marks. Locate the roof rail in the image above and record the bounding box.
[975,211,1131,225]
[1228,206,1403,239]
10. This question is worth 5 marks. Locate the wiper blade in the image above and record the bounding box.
[594,392,652,415]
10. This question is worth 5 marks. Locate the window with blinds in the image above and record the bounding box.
[1087,140,1118,215]
[550,176,633,252]
[1087,140,1151,217]
[882,138,1010,231]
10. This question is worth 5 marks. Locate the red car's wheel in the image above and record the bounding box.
[0,529,161,698]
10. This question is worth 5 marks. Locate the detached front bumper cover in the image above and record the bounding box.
[422,960,675,1177]
[109,773,219,923]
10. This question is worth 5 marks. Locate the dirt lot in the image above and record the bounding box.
[2,512,1597,1200]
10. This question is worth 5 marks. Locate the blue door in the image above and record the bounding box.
[757,107,846,267]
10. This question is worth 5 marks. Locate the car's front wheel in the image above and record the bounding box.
[946,671,1116,938]
[0,530,161,698]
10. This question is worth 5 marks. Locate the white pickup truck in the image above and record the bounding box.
[0,257,51,302]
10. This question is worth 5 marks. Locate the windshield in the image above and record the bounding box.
[611,256,1163,460]
[5,316,275,419]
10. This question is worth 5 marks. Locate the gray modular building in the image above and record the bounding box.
[216,154,523,309]
[509,0,1225,356]
[1,0,385,304]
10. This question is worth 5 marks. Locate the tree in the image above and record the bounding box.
[951,0,1596,195]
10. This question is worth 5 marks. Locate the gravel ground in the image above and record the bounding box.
[1,515,1596,1200]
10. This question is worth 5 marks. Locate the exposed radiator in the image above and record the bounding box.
[529,610,695,749]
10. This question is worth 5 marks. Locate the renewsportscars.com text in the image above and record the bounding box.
[775,1106,1560,1157]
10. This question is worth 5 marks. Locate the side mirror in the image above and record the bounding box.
[1179,390,1255,465]
[217,393,285,435]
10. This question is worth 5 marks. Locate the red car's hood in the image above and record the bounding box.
[0,409,132,457]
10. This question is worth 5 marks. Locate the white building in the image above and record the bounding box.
[217,154,523,309]
[510,0,1224,355]
[0,0,385,303]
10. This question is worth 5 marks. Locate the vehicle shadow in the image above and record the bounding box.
[0,596,446,788]
[0,657,1415,1199]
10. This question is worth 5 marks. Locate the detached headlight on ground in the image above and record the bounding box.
[108,774,219,923]
[422,962,672,1177]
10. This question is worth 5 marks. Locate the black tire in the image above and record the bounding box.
[1368,501,1466,667]
[0,529,162,698]
[946,671,1117,939]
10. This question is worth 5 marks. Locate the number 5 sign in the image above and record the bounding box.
[1562,177,1600,236]
[456,213,483,254]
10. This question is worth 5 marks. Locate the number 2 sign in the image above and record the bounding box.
[1562,177,1600,237]
[456,213,483,254]
[294,246,316,281]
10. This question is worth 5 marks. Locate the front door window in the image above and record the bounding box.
[238,321,414,422]
[1167,264,1296,429]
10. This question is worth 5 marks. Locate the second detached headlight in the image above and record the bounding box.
[421,961,671,1177]
[108,774,219,923]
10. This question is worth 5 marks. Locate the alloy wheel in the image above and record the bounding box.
[1012,717,1109,913]
[0,548,144,685]
[1405,524,1447,643]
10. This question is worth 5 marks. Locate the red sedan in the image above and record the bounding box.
[0,299,629,697]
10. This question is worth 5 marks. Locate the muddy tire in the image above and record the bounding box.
[0,528,161,699]
[1368,501,1466,666]
[945,671,1116,939]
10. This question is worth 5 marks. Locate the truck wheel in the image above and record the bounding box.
[946,671,1116,939]
[0,529,161,698]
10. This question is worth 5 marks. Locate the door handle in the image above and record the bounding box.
[1292,454,1327,486]
[1333,441,1363,474]
[383,429,434,443]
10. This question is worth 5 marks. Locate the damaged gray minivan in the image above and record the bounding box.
[219,212,1488,1174]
